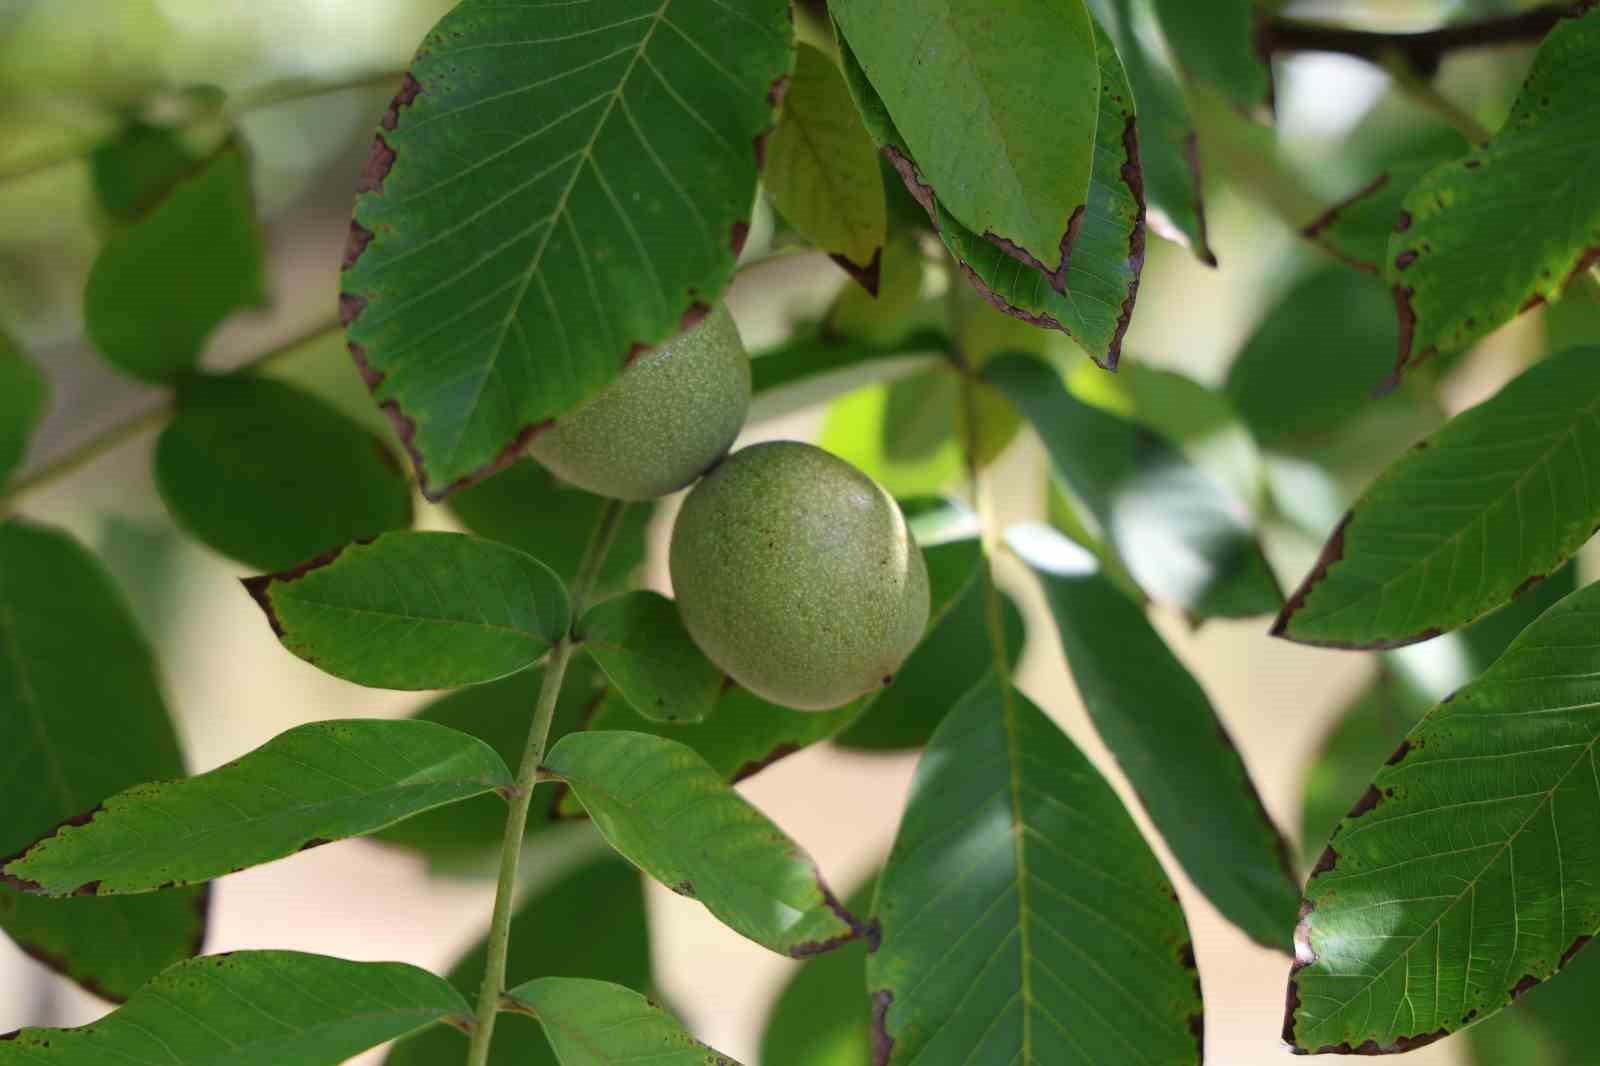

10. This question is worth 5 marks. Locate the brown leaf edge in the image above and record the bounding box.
[1300,172,1391,275]
[340,29,789,501]
[878,120,1146,370]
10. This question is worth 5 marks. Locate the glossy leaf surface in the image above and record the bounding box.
[1287,579,1600,1053]
[545,730,865,957]
[987,351,1281,618]
[1388,10,1600,379]
[1012,522,1299,951]
[156,373,413,572]
[0,951,469,1064]
[341,0,794,496]
[247,531,569,689]
[3,720,512,896]
[1276,346,1600,649]
[83,138,264,383]
[0,519,204,1000]
[869,678,1203,1065]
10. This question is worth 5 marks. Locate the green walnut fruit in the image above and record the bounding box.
[528,304,750,500]
[670,441,930,710]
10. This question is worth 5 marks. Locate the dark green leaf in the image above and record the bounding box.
[838,22,1144,368]
[1388,9,1600,380]
[1011,522,1299,952]
[89,119,200,225]
[1224,266,1401,447]
[1286,578,1600,1053]
[869,677,1203,1065]
[544,731,866,957]
[155,373,413,572]
[0,951,468,1064]
[373,658,604,868]
[987,351,1282,618]
[506,978,739,1066]
[341,0,794,497]
[759,874,877,1066]
[0,332,47,486]
[1148,0,1272,113]
[83,137,265,383]
[1086,0,1214,263]
[0,519,204,1000]
[1274,346,1600,649]
[1470,943,1600,1066]
[766,43,886,287]
[580,591,723,724]
[447,460,648,595]
[2,720,513,896]
[1302,151,1463,275]
[831,0,1099,275]
[385,854,650,1066]
[246,531,569,689]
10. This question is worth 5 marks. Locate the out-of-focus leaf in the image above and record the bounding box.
[0,519,204,1001]
[89,119,200,225]
[83,138,264,383]
[0,951,469,1064]
[988,351,1282,618]
[580,591,722,724]
[505,978,738,1066]
[1275,346,1600,649]
[1286,579,1600,1053]
[385,854,649,1066]
[1470,943,1600,1065]
[869,677,1204,1065]
[830,0,1099,276]
[155,373,413,572]
[1011,522,1299,952]
[341,0,794,497]
[2,720,512,896]
[246,531,569,690]
[752,327,941,423]
[1302,151,1463,275]
[1149,0,1272,113]
[766,43,886,289]
[545,731,866,957]
[0,332,47,486]
[1388,10,1600,381]
[760,874,877,1066]
[826,235,935,345]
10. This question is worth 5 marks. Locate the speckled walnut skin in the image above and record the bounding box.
[528,304,750,501]
[670,441,930,710]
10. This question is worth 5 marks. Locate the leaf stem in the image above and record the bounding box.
[2,320,341,510]
[1258,4,1572,76]
[463,496,627,1066]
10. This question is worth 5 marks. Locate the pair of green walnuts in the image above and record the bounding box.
[529,305,929,711]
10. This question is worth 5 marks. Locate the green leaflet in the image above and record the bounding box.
[506,978,741,1066]
[836,19,1143,368]
[544,731,866,957]
[155,373,414,572]
[765,43,887,288]
[1148,0,1272,113]
[1388,9,1600,380]
[341,0,794,497]
[385,854,650,1066]
[83,137,265,383]
[580,591,724,724]
[1302,152,1462,275]
[89,119,202,226]
[1470,944,1600,1065]
[0,951,469,1064]
[759,875,877,1066]
[372,657,605,870]
[1275,346,1600,649]
[1287,578,1600,1052]
[0,332,47,486]
[869,677,1203,1065]
[987,351,1282,619]
[1086,0,1214,263]
[831,0,1099,276]
[447,460,649,596]
[246,531,569,689]
[1010,522,1299,952]
[2,720,513,896]
[0,519,205,1000]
